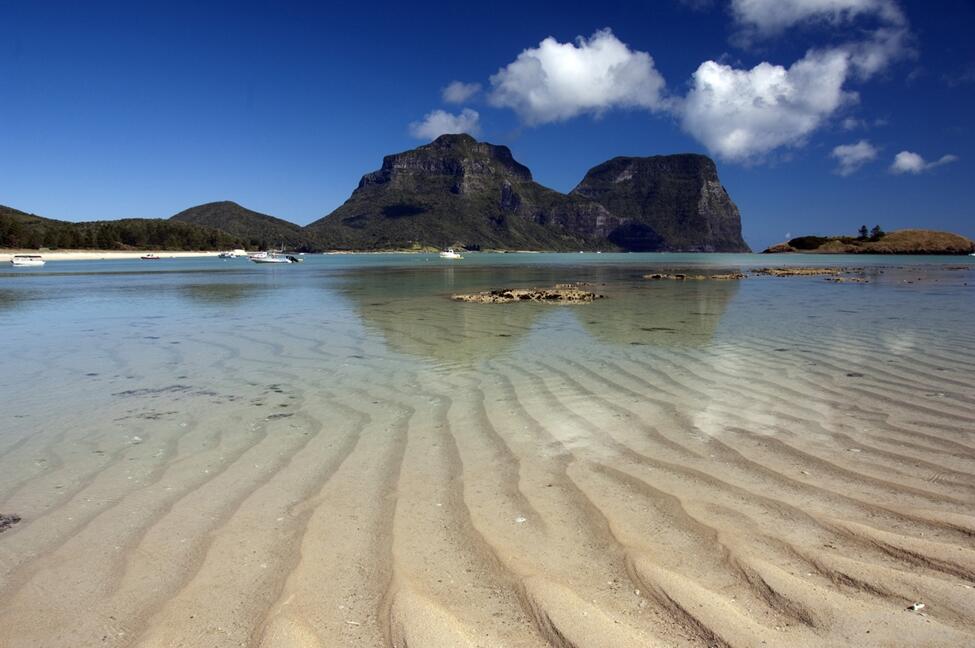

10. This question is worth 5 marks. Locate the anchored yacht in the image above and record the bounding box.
[9,255,45,267]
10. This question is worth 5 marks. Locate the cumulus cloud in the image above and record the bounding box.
[464,4,912,163]
[731,0,906,37]
[889,151,958,174]
[730,0,913,80]
[677,0,911,160]
[680,49,855,160]
[831,139,878,175]
[408,108,480,140]
[487,28,666,125]
[442,81,481,104]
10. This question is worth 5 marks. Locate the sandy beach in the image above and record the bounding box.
[0,258,973,647]
[0,249,225,262]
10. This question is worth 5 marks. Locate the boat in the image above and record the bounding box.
[218,249,248,258]
[141,253,161,260]
[250,251,299,264]
[439,248,463,260]
[250,254,291,264]
[9,254,45,267]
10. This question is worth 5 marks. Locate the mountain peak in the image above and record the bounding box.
[430,133,478,146]
[572,154,750,252]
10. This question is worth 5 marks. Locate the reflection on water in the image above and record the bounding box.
[0,289,27,312]
[337,265,741,363]
[579,280,739,348]
[178,282,272,305]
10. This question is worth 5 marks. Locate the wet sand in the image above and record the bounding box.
[0,260,973,647]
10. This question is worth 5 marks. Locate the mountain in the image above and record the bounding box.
[571,154,751,252]
[570,155,750,252]
[169,201,313,250]
[764,230,975,254]
[1,204,245,250]
[4,138,753,253]
[305,134,621,251]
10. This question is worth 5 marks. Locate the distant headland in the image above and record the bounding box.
[764,227,975,255]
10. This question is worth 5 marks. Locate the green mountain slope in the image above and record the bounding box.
[1,204,245,250]
[170,201,313,250]
[305,134,621,251]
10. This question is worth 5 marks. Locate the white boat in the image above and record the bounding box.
[218,249,248,258]
[439,248,463,259]
[250,251,300,264]
[250,254,290,264]
[9,254,45,267]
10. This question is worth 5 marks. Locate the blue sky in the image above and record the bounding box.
[1,0,973,249]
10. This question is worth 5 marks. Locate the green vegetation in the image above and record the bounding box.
[4,135,753,253]
[1,205,245,250]
[305,134,616,251]
[856,224,886,242]
[170,201,315,251]
[787,235,831,250]
[769,229,974,255]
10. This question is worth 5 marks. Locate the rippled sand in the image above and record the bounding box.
[0,259,973,647]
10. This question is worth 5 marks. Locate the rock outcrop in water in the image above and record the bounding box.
[452,285,603,304]
[571,155,751,252]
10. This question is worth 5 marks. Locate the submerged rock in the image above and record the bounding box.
[752,267,848,277]
[0,513,22,533]
[645,273,746,281]
[452,285,604,304]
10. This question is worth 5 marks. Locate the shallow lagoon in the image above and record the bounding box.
[1,253,974,647]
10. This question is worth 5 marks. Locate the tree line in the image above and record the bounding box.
[0,216,246,250]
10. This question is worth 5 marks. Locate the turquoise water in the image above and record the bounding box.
[1,253,974,647]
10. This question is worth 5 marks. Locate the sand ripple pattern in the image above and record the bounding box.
[1,274,974,648]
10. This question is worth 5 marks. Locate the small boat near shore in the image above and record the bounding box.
[439,248,463,260]
[9,254,45,267]
[249,251,302,264]
[218,249,248,258]
[141,253,161,260]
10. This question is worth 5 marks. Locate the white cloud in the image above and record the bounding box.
[731,0,906,37]
[831,139,878,175]
[442,81,481,104]
[488,28,666,125]
[680,49,855,161]
[408,108,480,140]
[889,151,958,174]
[731,0,913,79]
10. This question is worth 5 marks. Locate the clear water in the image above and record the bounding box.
[1,253,973,647]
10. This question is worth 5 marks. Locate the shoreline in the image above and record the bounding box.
[0,249,225,262]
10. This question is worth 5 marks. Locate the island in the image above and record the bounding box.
[764,228,974,255]
[2,135,750,254]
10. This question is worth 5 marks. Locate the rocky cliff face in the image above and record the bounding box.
[571,155,751,252]
[307,136,749,252]
[308,135,611,250]
[306,134,621,251]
